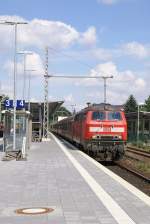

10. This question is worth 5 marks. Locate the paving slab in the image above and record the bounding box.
[0,134,149,224]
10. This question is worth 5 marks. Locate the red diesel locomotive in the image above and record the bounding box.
[52,103,127,161]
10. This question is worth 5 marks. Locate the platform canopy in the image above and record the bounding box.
[25,101,64,122]
[47,101,64,117]
[125,111,150,119]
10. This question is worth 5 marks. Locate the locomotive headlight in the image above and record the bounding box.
[113,135,122,140]
[92,135,101,139]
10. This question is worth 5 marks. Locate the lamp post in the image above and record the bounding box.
[137,104,140,145]
[17,51,33,101]
[25,69,36,112]
[0,21,28,150]
[137,103,145,146]
[0,95,4,122]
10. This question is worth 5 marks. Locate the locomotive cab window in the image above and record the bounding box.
[92,111,105,120]
[108,112,122,120]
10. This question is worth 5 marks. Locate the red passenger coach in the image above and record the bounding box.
[0,122,4,138]
[52,103,127,161]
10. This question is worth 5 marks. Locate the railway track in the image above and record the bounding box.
[105,160,150,196]
[91,145,150,187]
[115,160,150,183]
[126,146,150,163]
[58,136,150,195]
[115,146,150,183]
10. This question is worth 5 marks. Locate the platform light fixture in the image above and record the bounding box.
[17,51,34,101]
[137,102,145,146]
[0,20,28,150]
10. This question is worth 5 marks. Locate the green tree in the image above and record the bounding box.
[124,95,138,113]
[56,106,72,116]
[145,96,150,111]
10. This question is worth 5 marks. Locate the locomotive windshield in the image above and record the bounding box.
[108,112,122,120]
[92,111,105,120]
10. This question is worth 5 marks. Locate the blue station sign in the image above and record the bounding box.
[4,100,25,109]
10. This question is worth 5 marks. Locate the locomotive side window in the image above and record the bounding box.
[74,114,80,121]
[108,112,122,120]
[92,111,105,120]
[74,113,86,121]
[82,113,87,120]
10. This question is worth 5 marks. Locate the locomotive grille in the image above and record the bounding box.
[100,136,114,141]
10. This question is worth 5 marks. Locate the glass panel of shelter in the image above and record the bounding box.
[3,111,30,153]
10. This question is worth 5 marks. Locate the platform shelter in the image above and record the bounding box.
[126,112,150,143]
[2,110,31,158]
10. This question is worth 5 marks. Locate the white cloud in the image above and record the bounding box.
[0,80,15,98]
[76,61,147,104]
[90,48,112,61]
[0,15,149,106]
[106,90,129,104]
[0,15,27,50]
[19,19,79,49]
[134,78,146,89]
[0,16,79,50]
[25,53,44,76]
[3,53,44,77]
[64,93,74,103]
[0,15,98,50]
[79,26,97,46]
[93,61,118,76]
[3,60,23,77]
[91,62,146,90]
[122,41,149,59]
[75,61,117,87]
[30,97,39,102]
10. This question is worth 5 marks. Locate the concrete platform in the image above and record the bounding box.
[0,133,149,224]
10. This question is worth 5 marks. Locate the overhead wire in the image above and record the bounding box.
[47,46,134,84]
[48,46,94,70]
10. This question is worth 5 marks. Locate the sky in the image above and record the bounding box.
[0,0,150,111]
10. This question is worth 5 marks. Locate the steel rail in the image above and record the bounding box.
[126,146,150,157]
[125,146,150,163]
[115,161,150,183]
[54,134,150,183]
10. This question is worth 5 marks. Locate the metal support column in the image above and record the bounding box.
[13,24,17,151]
[102,76,113,104]
[43,47,49,138]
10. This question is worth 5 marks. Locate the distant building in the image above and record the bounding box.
[125,112,150,142]
[25,101,64,140]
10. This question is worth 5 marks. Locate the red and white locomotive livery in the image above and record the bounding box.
[52,103,127,161]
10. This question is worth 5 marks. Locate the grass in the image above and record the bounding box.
[128,141,150,152]
[136,161,150,173]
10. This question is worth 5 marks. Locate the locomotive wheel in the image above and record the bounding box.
[113,145,125,161]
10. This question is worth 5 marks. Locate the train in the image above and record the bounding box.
[52,103,127,161]
[0,122,4,138]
